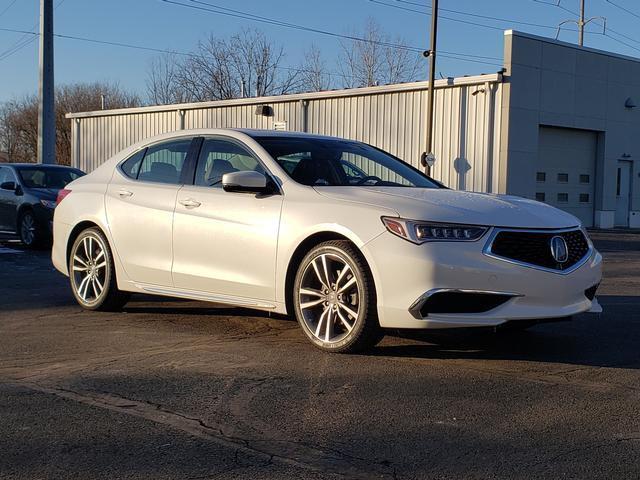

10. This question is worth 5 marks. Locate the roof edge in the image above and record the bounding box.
[505,29,640,64]
[66,73,503,120]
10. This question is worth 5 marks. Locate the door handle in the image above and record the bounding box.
[179,198,202,208]
[118,189,133,198]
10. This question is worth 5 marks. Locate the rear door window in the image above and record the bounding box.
[137,139,192,184]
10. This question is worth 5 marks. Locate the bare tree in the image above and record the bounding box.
[0,98,38,163]
[146,29,300,105]
[0,82,139,165]
[146,53,188,105]
[300,44,332,92]
[0,104,16,161]
[55,83,140,164]
[338,18,421,88]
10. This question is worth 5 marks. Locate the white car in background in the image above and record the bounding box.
[52,129,602,353]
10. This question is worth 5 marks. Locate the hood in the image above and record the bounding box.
[27,187,59,201]
[314,187,581,229]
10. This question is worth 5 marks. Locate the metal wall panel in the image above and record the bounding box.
[69,75,504,193]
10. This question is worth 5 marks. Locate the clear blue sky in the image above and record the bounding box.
[1,0,639,103]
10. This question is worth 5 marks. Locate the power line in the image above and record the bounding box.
[604,0,640,20]
[607,25,640,46]
[162,0,421,52]
[0,22,503,75]
[370,0,503,31]
[0,35,36,60]
[159,0,503,63]
[380,0,566,31]
[379,0,604,35]
[531,0,579,16]
[0,0,65,62]
[605,30,640,53]
[0,0,503,70]
[0,25,362,80]
[0,0,19,19]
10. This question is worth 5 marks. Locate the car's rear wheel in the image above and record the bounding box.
[293,240,382,353]
[69,227,129,311]
[19,211,40,248]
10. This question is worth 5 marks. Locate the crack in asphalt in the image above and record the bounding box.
[3,380,394,480]
[529,436,640,468]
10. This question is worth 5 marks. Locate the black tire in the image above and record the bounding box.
[293,240,382,353]
[68,227,130,311]
[18,210,42,248]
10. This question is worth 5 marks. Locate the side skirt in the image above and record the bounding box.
[132,282,278,311]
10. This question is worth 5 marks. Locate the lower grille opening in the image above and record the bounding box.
[584,283,599,301]
[420,291,514,317]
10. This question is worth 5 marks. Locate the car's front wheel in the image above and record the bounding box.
[293,240,382,353]
[69,227,129,311]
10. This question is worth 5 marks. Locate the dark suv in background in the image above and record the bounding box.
[0,164,85,247]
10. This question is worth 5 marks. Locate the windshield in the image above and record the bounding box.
[17,167,84,189]
[252,136,441,188]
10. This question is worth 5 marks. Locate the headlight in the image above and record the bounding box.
[40,199,57,209]
[381,217,489,244]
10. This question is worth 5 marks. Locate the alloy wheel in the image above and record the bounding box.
[71,234,108,305]
[20,213,35,246]
[298,252,360,344]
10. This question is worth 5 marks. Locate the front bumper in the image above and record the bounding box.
[363,229,603,329]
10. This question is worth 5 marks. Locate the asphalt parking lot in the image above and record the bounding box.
[0,231,639,480]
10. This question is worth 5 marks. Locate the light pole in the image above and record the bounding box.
[578,0,585,46]
[37,0,55,164]
[421,0,438,176]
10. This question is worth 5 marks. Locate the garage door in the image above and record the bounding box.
[536,126,596,227]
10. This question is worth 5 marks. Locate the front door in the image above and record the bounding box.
[615,161,632,227]
[105,138,194,286]
[0,167,19,233]
[172,137,283,302]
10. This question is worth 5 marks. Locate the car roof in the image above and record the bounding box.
[2,163,81,169]
[231,128,356,142]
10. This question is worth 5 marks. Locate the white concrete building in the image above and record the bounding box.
[67,30,640,228]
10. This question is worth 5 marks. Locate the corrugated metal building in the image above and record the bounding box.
[67,30,640,228]
[67,73,504,195]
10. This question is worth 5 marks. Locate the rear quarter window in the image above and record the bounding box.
[120,149,146,179]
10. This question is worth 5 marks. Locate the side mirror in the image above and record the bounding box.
[0,181,16,191]
[222,171,273,194]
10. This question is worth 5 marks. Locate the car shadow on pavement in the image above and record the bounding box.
[118,294,640,370]
[371,295,640,369]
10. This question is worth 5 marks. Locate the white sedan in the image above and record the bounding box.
[52,129,602,352]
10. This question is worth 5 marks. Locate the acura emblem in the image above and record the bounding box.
[550,236,569,263]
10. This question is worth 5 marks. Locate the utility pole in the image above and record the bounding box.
[421,0,438,176]
[37,0,55,164]
[556,0,605,47]
[578,0,585,47]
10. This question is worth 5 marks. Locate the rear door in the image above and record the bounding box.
[172,136,283,301]
[105,137,197,286]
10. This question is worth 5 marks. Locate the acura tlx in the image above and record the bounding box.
[52,129,602,353]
